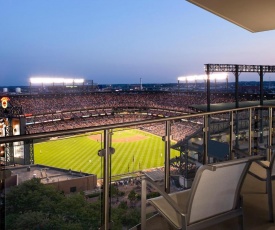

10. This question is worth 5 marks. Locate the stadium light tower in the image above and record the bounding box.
[29,77,85,93]
[29,77,84,85]
[177,73,228,94]
[177,73,227,82]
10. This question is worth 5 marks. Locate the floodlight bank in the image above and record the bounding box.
[29,77,84,84]
[178,73,227,82]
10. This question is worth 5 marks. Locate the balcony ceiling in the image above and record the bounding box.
[187,0,275,32]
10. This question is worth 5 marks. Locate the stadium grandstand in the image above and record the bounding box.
[1,85,271,169]
[3,90,245,136]
[1,75,275,229]
[1,75,274,153]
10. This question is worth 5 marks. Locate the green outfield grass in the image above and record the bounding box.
[34,129,180,178]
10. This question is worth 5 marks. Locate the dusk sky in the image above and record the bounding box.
[1,0,275,86]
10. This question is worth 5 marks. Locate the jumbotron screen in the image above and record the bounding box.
[12,118,24,159]
[0,118,24,162]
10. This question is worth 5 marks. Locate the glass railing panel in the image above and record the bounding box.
[253,108,270,157]
[3,132,104,229]
[251,108,269,155]
[170,115,203,190]
[272,108,275,147]
[108,122,167,229]
[232,108,251,157]
[3,105,275,229]
[208,111,231,162]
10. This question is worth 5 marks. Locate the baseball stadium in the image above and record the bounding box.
[2,0,275,229]
[1,67,275,229]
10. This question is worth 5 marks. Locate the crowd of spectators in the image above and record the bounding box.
[8,91,239,141]
[26,113,200,142]
[10,92,236,115]
[26,114,154,134]
[138,121,202,142]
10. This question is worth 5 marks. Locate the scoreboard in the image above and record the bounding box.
[1,97,30,166]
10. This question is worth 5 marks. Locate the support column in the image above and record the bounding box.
[259,66,264,143]
[98,129,112,230]
[203,115,209,164]
[259,66,264,106]
[226,75,228,92]
[253,109,259,155]
[5,118,14,166]
[259,109,264,143]
[248,109,252,155]
[234,65,239,109]
[206,64,211,112]
[268,107,273,161]
[205,64,211,164]
[164,121,171,193]
[229,111,234,159]
[235,111,239,149]
[103,129,110,230]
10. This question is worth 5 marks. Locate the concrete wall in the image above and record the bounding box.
[45,175,97,194]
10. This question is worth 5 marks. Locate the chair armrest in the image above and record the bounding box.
[141,176,187,229]
[254,160,269,169]
[143,177,186,216]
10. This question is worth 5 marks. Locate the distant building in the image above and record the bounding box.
[4,165,97,194]
[239,85,260,94]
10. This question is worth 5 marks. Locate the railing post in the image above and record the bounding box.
[141,177,147,230]
[259,108,264,143]
[235,111,240,149]
[164,121,171,193]
[249,108,252,155]
[234,65,239,109]
[206,64,211,112]
[229,111,234,160]
[203,115,208,164]
[268,107,273,161]
[98,129,111,230]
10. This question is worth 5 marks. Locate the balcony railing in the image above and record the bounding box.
[1,104,274,229]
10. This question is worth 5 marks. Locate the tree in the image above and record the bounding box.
[121,208,140,228]
[5,178,141,229]
[128,189,137,204]
[6,178,64,215]
[110,184,119,197]
[5,178,101,229]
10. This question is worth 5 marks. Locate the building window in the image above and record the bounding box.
[70,186,76,193]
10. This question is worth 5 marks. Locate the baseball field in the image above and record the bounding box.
[34,129,180,177]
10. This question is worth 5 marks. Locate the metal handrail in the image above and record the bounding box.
[0,104,271,144]
[1,104,274,230]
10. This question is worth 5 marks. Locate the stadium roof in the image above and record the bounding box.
[191,100,275,112]
[187,0,275,32]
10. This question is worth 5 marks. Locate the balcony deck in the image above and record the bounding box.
[135,174,275,230]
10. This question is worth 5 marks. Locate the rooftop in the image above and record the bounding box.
[8,165,90,185]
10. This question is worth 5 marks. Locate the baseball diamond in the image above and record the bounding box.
[34,129,180,178]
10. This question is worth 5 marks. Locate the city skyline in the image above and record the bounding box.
[1,0,275,86]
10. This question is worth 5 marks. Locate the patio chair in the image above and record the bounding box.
[141,156,261,230]
[248,147,275,222]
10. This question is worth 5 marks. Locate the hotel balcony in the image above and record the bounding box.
[1,104,275,229]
